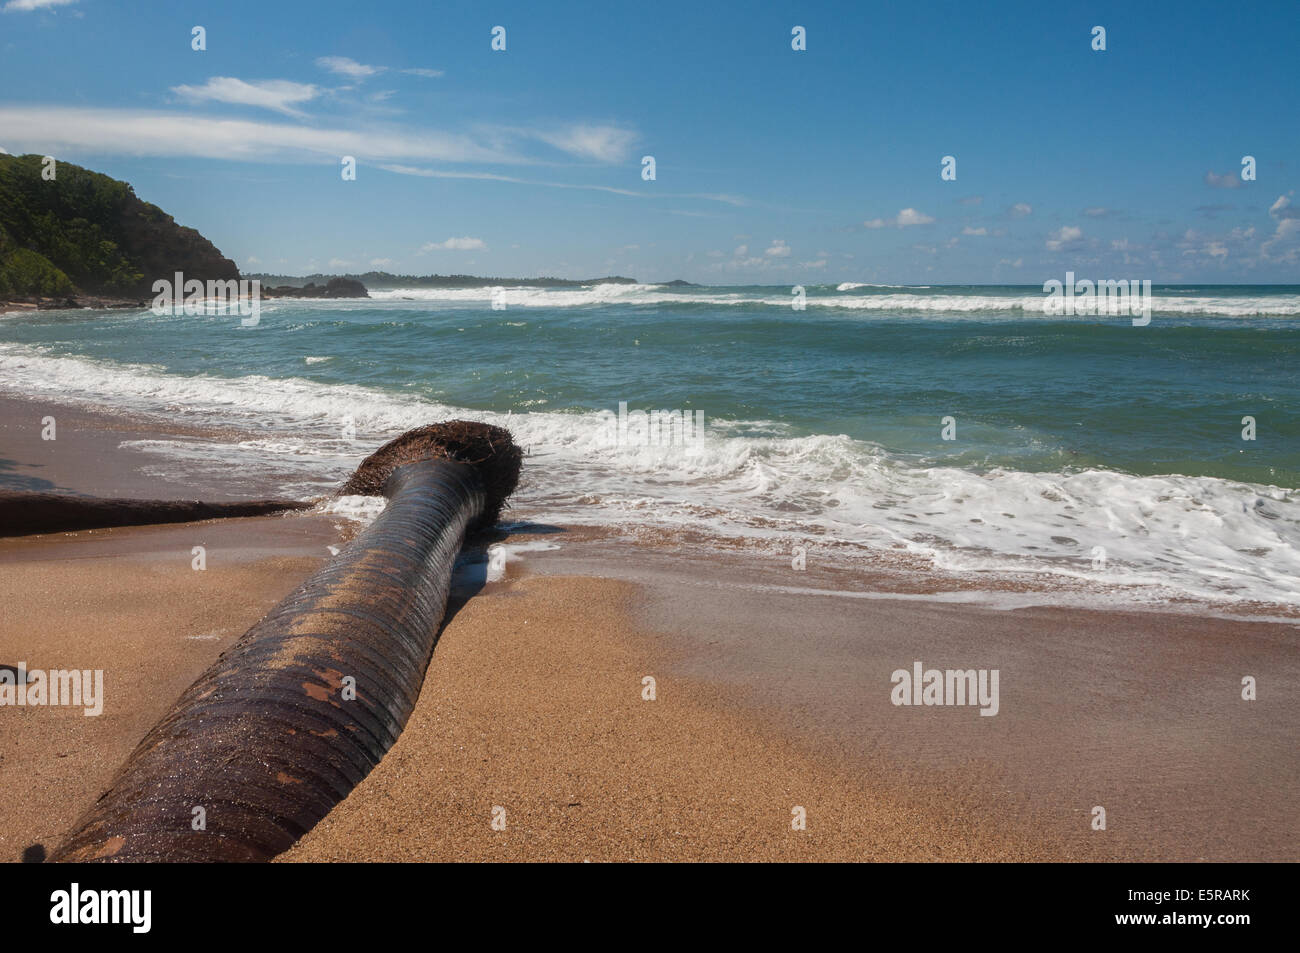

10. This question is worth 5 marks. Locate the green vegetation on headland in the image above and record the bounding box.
[0,153,237,303]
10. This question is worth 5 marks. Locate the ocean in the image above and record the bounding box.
[2,282,1298,610]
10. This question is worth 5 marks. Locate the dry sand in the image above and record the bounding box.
[0,525,331,862]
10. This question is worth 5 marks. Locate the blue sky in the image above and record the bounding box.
[2,0,1298,283]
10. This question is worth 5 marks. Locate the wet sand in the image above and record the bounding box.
[284,572,1045,862]
[2,391,1297,862]
[280,553,1299,862]
[0,393,274,500]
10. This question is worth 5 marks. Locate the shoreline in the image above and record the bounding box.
[4,386,1295,622]
[1,391,1296,861]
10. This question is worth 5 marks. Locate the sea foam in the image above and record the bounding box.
[3,341,1296,610]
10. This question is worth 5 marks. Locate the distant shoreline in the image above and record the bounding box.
[245,272,699,290]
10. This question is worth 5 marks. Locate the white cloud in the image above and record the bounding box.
[1262,218,1300,262]
[379,163,744,205]
[1262,193,1300,262]
[1009,202,1033,218]
[3,0,78,11]
[1046,225,1083,250]
[521,124,638,163]
[422,237,487,251]
[1083,207,1110,217]
[314,58,444,81]
[709,243,795,271]
[316,56,383,80]
[800,259,827,269]
[998,257,1023,268]
[864,208,934,228]
[245,256,261,266]
[0,106,543,165]
[171,77,320,117]
[328,258,353,268]
[1205,170,1243,190]
[896,208,934,226]
[370,258,394,267]
[961,226,987,236]
[689,192,748,207]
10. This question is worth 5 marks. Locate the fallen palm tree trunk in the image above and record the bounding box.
[0,491,312,537]
[50,421,521,863]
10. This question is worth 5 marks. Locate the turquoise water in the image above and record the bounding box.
[2,282,1298,607]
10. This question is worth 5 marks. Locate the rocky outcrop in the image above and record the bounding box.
[0,294,146,314]
[260,276,370,298]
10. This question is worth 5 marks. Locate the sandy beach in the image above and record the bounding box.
[1,393,1297,863]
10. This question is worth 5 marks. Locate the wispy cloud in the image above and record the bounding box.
[1046,225,1084,250]
[1204,170,1244,190]
[316,56,383,80]
[421,237,487,251]
[1269,192,1298,220]
[315,58,444,82]
[864,208,935,228]
[0,107,657,170]
[3,0,78,11]
[1008,202,1033,218]
[1262,192,1300,263]
[171,77,320,117]
[379,163,746,205]
[506,124,639,163]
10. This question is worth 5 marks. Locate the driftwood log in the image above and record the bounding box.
[0,493,311,537]
[49,421,521,862]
